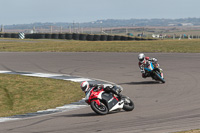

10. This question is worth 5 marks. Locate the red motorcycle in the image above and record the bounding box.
[85,85,134,115]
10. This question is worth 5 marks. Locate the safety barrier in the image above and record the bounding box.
[0,32,155,41]
[65,33,73,40]
[114,35,121,40]
[45,33,52,39]
[107,35,114,41]
[86,34,94,41]
[4,33,12,38]
[11,33,19,38]
[59,33,65,39]
[72,33,79,40]
[100,35,107,41]
[79,34,87,41]
[93,35,101,41]
[51,33,59,39]
[18,32,25,39]
[0,33,4,38]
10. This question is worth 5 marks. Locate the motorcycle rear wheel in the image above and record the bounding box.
[91,101,108,115]
[122,96,134,111]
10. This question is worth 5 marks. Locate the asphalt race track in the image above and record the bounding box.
[0,52,200,133]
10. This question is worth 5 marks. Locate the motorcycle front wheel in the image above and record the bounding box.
[122,96,134,111]
[154,71,165,83]
[91,101,108,115]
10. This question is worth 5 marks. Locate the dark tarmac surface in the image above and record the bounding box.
[0,52,200,133]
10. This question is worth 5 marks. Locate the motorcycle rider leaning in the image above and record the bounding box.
[138,53,163,78]
[81,81,122,101]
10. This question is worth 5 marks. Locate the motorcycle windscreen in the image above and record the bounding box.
[144,62,154,72]
[101,92,118,110]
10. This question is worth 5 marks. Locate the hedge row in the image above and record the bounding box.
[0,33,154,41]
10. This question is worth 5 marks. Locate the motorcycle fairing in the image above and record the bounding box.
[85,87,93,101]
[144,61,154,72]
[144,62,164,80]
[101,92,119,110]
[109,100,124,112]
[85,87,103,106]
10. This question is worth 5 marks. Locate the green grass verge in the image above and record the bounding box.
[0,74,84,117]
[0,38,200,53]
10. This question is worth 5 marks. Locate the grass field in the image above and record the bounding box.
[0,74,84,117]
[0,38,200,53]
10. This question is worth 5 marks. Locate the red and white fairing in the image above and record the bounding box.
[85,86,124,112]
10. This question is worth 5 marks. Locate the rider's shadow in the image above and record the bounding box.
[119,81,160,85]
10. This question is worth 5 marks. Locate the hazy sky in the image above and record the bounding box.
[1,0,200,25]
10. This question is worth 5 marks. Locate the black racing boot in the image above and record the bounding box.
[118,93,122,101]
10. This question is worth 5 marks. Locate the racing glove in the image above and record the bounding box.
[141,69,145,73]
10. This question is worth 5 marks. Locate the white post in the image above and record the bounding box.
[179,34,182,40]
[60,26,62,33]
[78,23,80,33]
[126,28,128,35]
[73,21,75,33]
[50,26,52,33]
[1,25,4,32]
[69,26,71,33]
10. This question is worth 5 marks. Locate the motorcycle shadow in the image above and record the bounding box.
[58,110,125,118]
[60,113,97,117]
[120,81,160,85]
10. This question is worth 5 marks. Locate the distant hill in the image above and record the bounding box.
[3,18,200,31]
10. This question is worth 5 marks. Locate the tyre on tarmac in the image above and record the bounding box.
[122,95,134,111]
[90,101,108,115]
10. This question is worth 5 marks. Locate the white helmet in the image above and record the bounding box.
[138,53,145,63]
[80,81,90,92]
